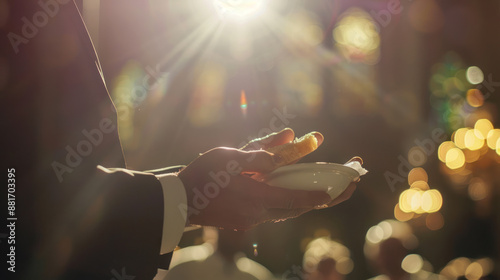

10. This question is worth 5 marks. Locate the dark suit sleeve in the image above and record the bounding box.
[63,167,165,280]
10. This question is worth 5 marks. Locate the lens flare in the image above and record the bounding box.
[240,90,248,117]
[213,0,264,20]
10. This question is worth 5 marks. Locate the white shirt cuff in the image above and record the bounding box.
[155,173,187,255]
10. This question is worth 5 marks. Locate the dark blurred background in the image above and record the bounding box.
[75,0,500,278]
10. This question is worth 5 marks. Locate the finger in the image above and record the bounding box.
[271,131,324,166]
[241,128,295,151]
[327,183,356,207]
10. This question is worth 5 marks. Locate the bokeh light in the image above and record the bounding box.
[438,141,457,162]
[408,168,428,185]
[474,119,494,140]
[466,66,484,85]
[466,89,484,107]
[410,181,430,191]
[394,204,414,222]
[366,225,384,244]
[463,149,480,163]
[452,128,469,149]
[336,257,354,275]
[399,189,416,213]
[333,8,380,64]
[399,189,442,214]
[476,258,494,276]
[422,189,443,213]
[364,220,419,261]
[464,130,484,151]
[401,254,424,274]
[303,237,353,276]
[440,257,494,279]
[465,262,483,280]
[445,147,465,169]
[486,129,500,149]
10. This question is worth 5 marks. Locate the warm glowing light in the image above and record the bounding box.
[422,189,443,213]
[333,8,380,64]
[465,262,483,280]
[453,128,469,149]
[476,258,494,276]
[399,189,416,213]
[401,254,424,274]
[366,225,384,244]
[378,221,393,240]
[452,258,471,276]
[303,237,353,276]
[466,66,484,85]
[474,119,493,140]
[421,191,433,212]
[336,257,354,275]
[464,130,484,151]
[438,141,456,162]
[408,168,428,185]
[410,181,430,191]
[463,149,480,163]
[445,148,465,169]
[466,89,484,107]
[213,0,264,20]
[410,190,423,212]
[486,129,500,149]
[394,204,414,222]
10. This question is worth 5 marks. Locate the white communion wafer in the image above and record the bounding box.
[343,161,368,176]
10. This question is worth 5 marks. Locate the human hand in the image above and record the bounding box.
[177,129,356,230]
[242,128,356,208]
